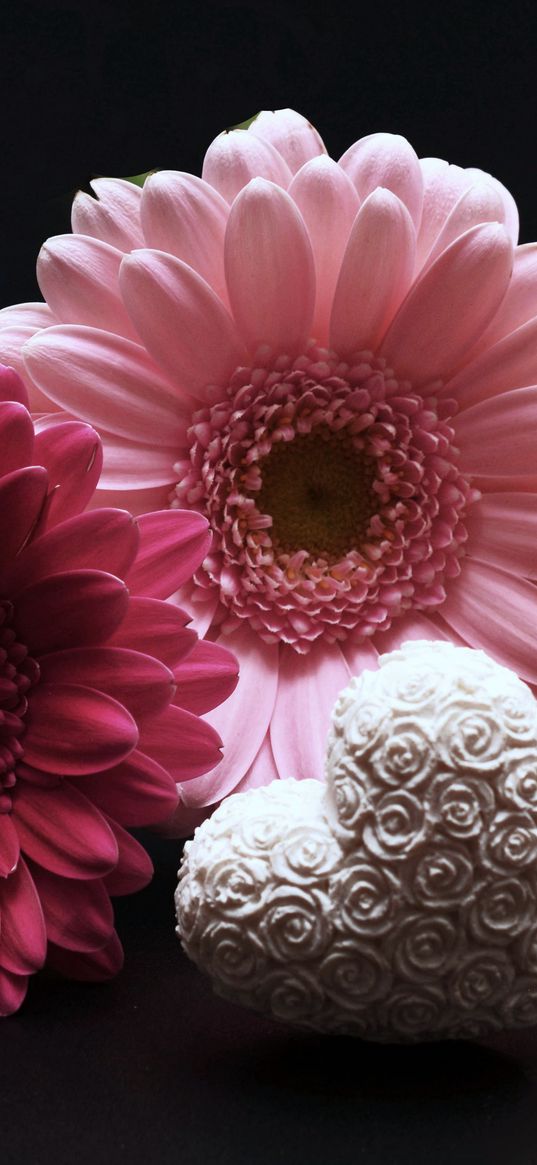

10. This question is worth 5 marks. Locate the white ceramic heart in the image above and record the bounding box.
[175,641,537,1042]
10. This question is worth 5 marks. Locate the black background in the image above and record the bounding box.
[3,1,537,1162]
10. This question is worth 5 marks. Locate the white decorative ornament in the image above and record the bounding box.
[175,641,537,1042]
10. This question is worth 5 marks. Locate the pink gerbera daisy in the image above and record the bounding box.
[0,365,237,1013]
[2,108,537,834]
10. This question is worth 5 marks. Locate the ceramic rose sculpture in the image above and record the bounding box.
[177,642,537,1043]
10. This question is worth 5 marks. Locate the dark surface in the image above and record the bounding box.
[2,0,537,305]
[4,2,537,1161]
[3,831,537,1165]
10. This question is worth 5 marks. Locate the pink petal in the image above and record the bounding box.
[0,466,48,560]
[0,324,51,405]
[0,968,28,1015]
[0,401,34,473]
[172,639,239,715]
[168,583,219,638]
[34,420,103,527]
[453,387,537,476]
[440,559,537,680]
[466,168,519,244]
[441,558,537,682]
[89,482,172,516]
[445,317,537,410]
[23,683,138,775]
[30,864,114,952]
[8,508,139,593]
[249,109,327,175]
[0,815,19,877]
[422,178,507,270]
[270,640,350,780]
[180,627,279,808]
[138,704,223,782]
[381,223,513,384]
[340,638,379,674]
[15,569,129,655]
[339,132,423,229]
[102,820,153,896]
[202,129,292,204]
[108,596,197,667]
[125,509,212,599]
[119,249,246,402]
[13,781,118,878]
[233,731,279,792]
[37,234,139,339]
[330,188,415,355]
[141,171,230,303]
[374,611,451,653]
[0,301,55,330]
[288,156,359,344]
[74,749,179,827]
[0,364,30,407]
[415,158,472,270]
[0,860,46,974]
[47,931,123,980]
[99,430,179,490]
[23,326,188,444]
[464,492,537,578]
[38,646,174,720]
[225,178,315,356]
[471,243,537,353]
[71,178,143,251]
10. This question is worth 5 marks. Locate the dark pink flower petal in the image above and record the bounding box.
[37,647,174,721]
[0,859,46,975]
[74,750,179,827]
[0,364,29,406]
[0,466,48,561]
[7,508,139,593]
[47,931,123,981]
[108,596,198,667]
[23,683,138,775]
[173,639,239,715]
[34,420,103,527]
[125,510,212,599]
[102,820,153,896]
[30,864,114,952]
[14,569,129,655]
[12,780,119,877]
[0,814,20,877]
[0,968,28,1016]
[0,401,34,473]
[138,705,222,782]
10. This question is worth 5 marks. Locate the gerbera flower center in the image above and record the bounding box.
[172,343,476,653]
[256,430,376,561]
[0,600,39,810]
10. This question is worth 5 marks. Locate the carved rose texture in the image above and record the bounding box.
[177,641,537,1041]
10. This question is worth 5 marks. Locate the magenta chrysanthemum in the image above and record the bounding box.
[0,366,237,1013]
[2,107,537,834]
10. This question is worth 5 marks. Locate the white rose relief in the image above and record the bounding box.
[176,641,537,1041]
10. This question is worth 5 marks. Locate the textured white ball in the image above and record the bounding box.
[175,641,537,1042]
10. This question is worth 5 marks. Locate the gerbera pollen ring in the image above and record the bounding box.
[172,344,474,652]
